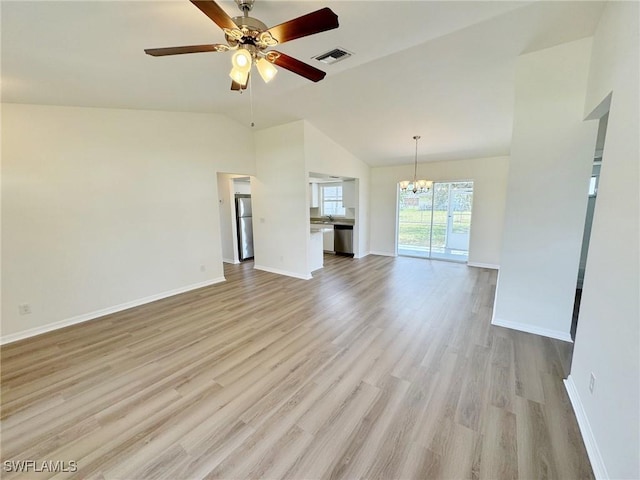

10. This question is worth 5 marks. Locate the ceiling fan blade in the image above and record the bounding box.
[190,0,237,31]
[231,80,248,91]
[145,44,228,56]
[266,7,338,45]
[269,51,326,82]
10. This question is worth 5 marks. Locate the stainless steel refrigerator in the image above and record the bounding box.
[235,194,254,261]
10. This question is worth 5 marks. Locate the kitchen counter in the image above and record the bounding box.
[310,225,335,233]
[310,219,355,227]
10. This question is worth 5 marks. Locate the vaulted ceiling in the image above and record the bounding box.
[1,1,605,166]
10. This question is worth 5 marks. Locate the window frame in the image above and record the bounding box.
[320,183,346,218]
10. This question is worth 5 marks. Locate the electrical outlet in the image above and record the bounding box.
[589,372,596,393]
[19,304,32,315]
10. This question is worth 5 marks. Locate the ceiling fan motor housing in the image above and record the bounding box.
[227,16,268,48]
[235,0,254,13]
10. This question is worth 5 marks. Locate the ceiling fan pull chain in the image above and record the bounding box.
[249,73,255,128]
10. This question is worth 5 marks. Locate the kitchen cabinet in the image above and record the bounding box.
[342,180,356,208]
[323,229,334,252]
[309,182,319,208]
[309,231,324,272]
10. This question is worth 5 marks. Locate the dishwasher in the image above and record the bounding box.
[334,225,354,257]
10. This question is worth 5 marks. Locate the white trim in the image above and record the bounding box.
[369,251,397,257]
[0,277,226,345]
[492,270,501,321]
[491,317,573,342]
[354,251,370,259]
[467,262,500,270]
[253,264,312,280]
[222,258,240,265]
[564,375,608,479]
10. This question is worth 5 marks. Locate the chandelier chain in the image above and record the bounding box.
[400,135,431,194]
[413,135,420,183]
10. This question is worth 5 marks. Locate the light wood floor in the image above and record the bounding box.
[1,255,593,479]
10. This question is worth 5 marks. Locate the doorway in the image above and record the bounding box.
[397,181,474,262]
[217,173,253,265]
[571,112,608,340]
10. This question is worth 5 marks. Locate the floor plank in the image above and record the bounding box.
[1,254,593,479]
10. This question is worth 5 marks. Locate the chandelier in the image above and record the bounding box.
[399,135,432,194]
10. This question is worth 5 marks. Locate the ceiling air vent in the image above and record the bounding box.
[313,47,353,65]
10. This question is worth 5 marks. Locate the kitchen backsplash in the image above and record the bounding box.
[309,207,355,220]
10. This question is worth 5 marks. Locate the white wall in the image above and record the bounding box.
[252,121,310,279]
[567,2,640,478]
[369,156,509,268]
[1,103,254,342]
[217,174,237,264]
[492,38,598,342]
[304,122,370,258]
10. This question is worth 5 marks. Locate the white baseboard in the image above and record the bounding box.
[467,262,500,270]
[564,375,608,479]
[0,277,226,345]
[369,251,397,257]
[222,258,240,264]
[491,317,573,342]
[253,264,312,280]
[354,251,370,259]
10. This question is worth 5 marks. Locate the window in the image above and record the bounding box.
[321,183,345,217]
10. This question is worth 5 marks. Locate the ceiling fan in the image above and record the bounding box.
[145,0,339,90]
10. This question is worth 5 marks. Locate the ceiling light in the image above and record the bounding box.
[231,49,252,71]
[256,57,278,83]
[229,66,249,86]
[400,136,432,194]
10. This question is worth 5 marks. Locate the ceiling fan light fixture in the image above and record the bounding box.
[229,66,249,86]
[231,49,252,71]
[256,57,278,83]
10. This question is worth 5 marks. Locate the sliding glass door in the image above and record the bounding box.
[397,188,434,258]
[397,181,473,262]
